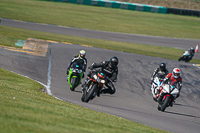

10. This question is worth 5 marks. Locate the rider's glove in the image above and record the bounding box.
[150,80,153,85]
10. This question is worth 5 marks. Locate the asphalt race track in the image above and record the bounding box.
[0,18,200,133]
[1,18,200,60]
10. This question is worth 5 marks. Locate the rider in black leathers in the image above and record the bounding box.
[187,47,195,61]
[150,63,169,84]
[84,56,119,96]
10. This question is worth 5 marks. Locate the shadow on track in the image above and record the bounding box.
[93,103,147,114]
[73,90,82,93]
[164,111,200,119]
[175,103,200,109]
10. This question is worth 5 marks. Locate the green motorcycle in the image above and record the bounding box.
[68,62,84,91]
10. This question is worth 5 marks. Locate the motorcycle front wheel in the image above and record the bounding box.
[178,56,184,61]
[70,77,78,91]
[85,84,97,103]
[160,96,170,112]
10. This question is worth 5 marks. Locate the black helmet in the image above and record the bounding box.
[190,47,195,53]
[109,56,119,68]
[159,63,166,71]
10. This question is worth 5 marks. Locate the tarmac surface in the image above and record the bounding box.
[0,18,200,133]
[0,18,200,60]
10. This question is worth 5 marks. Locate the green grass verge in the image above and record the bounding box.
[0,68,169,133]
[1,25,200,64]
[0,0,200,39]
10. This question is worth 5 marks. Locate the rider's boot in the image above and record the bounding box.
[97,90,101,97]
[169,100,176,107]
[66,70,69,82]
[97,89,105,97]
[66,75,69,82]
[97,92,100,97]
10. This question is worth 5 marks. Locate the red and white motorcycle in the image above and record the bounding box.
[157,84,179,112]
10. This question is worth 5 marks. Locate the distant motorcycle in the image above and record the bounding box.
[81,70,108,103]
[68,62,84,91]
[151,75,164,99]
[157,84,179,112]
[178,50,193,62]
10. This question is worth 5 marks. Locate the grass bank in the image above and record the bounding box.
[1,25,200,64]
[0,68,169,133]
[0,0,200,39]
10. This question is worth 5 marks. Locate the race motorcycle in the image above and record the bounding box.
[178,50,193,62]
[157,84,179,112]
[68,62,84,91]
[151,75,164,99]
[81,70,108,103]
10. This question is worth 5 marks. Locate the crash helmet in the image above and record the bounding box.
[190,47,195,53]
[79,50,86,59]
[172,68,181,79]
[159,63,166,71]
[109,56,119,68]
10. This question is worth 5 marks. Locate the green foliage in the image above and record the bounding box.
[0,0,200,39]
[0,68,169,133]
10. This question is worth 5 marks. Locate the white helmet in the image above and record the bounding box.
[172,68,181,79]
[79,50,86,59]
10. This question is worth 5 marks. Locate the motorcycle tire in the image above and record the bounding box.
[178,56,184,61]
[70,78,78,91]
[157,104,161,111]
[85,84,97,103]
[81,90,86,102]
[160,96,170,112]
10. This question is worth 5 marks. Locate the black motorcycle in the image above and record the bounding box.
[81,70,108,103]
[178,50,194,62]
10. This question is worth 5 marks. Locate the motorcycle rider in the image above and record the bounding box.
[83,56,119,96]
[156,68,182,107]
[188,47,195,60]
[150,62,169,85]
[66,50,87,79]
[178,47,195,62]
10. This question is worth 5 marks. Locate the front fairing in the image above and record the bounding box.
[162,84,171,93]
[71,62,83,74]
[91,71,107,87]
[68,62,83,85]
[154,77,163,86]
[183,51,190,56]
[162,84,179,97]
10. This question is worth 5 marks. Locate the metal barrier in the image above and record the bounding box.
[47,0,200,17]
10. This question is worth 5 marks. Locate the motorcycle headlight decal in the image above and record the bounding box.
[71,68,75,72]
[78,70,82,73]
[93,75,97,79]
[101,80,105,84]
